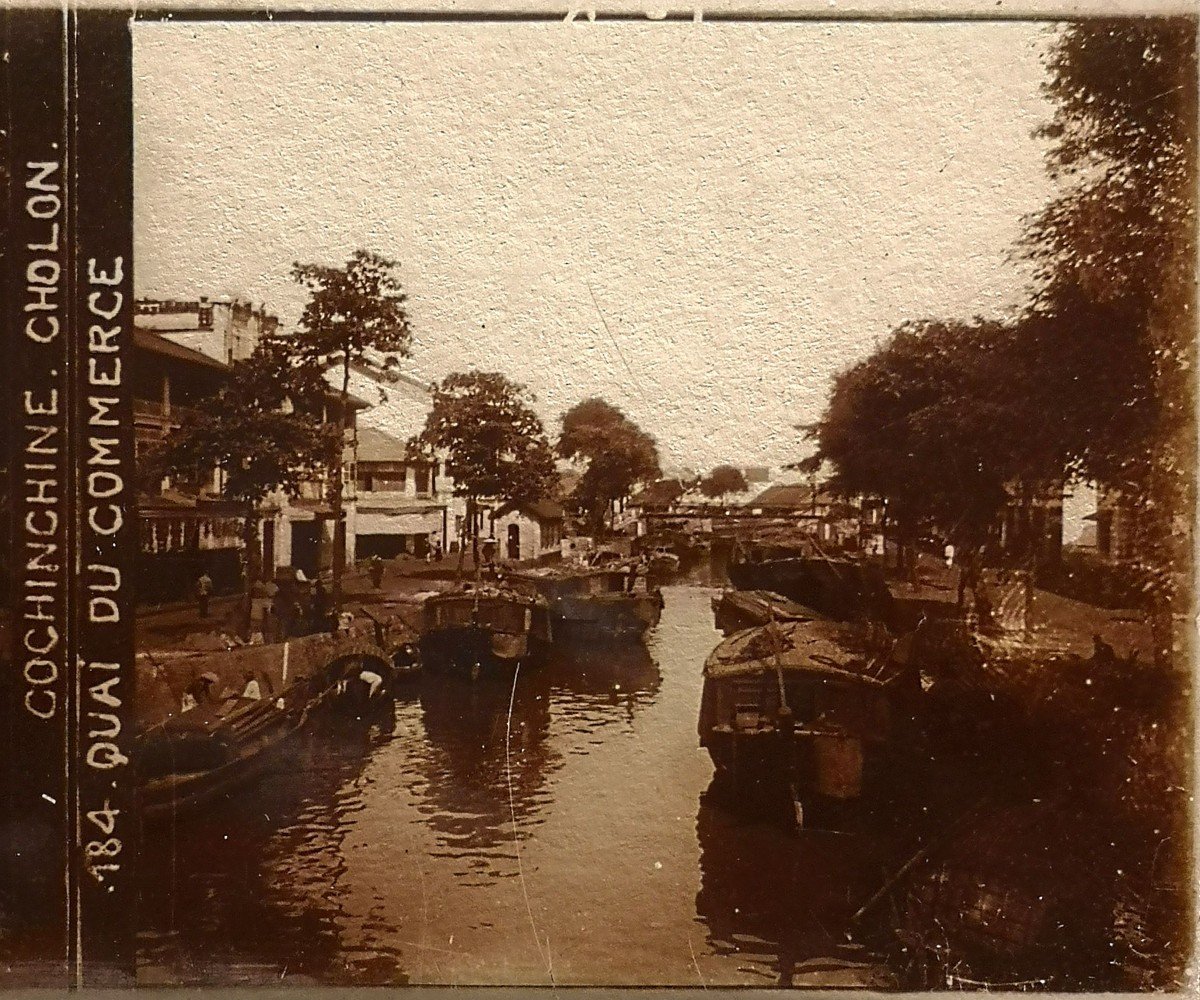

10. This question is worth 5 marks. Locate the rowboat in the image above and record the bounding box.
[137,630,399,819]
[137,693,312,823]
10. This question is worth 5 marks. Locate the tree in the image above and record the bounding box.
[699,465,749,501]
[158,336,328,634]
[557,398,661,533]
[809,319,1040,573]
[1017,19,1196,595]
[409,372,558,578]
[291,250,413,610]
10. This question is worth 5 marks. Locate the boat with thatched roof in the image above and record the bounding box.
[699,617,915,806]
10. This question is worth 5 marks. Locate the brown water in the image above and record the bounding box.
[137,586,893,987]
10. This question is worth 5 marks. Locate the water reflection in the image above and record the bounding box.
[138,722,406,985]
[137,587,893,987]
[693,779,886,985]
[415,668,556,882]
[412,640,663,882]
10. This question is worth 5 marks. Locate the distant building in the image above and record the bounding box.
[258,389,367,580]
[135,295,280,366]
[331,354,466,557]
[134,299,363,586]
[354,426,454,558]
[131,327,244,601]
[750,481,862,547]
[750,482,832,516]
[489,500,565,562]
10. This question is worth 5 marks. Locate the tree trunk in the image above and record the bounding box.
[241,500,260,639]
[471,499,482,582]
[331,351,351,612]
[456,496,473,583]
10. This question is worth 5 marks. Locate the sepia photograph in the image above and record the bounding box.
[0,3,1195,991]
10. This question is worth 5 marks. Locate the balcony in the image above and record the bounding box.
[134,398,197,427]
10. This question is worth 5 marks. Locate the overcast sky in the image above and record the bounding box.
[134,20,1058,473]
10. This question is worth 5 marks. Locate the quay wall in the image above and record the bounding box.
[134,627,383,730]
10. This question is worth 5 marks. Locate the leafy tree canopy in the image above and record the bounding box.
[291,250,413,369]
[1018,18,1196,505]
[410,371,558,505]
[291,249,413,603]
[812,319,1043,547]
[699,464,749,500]
[158,338,329,508]
[558,397,661,528]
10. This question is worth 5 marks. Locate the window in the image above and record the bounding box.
[415,465,431,495]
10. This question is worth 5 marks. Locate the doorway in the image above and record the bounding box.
[507,523,521,561]
[261,520,276,575]
[291,521,320,579]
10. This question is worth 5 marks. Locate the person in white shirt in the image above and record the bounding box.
[359,669,384,699]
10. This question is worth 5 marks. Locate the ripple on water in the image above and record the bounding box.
[138,587,894,987]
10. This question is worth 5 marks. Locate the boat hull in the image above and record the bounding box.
[550,592,663,642]
[419,589,552,677]
[138,717,300,823]
[711,589,812,635]
[419,624,548,677]
[728,556,891,621]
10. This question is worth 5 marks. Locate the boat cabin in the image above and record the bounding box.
[423,587,544,637]
[701,621,896,744]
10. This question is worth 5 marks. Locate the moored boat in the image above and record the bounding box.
[728,545,892,622]
[137,692,313,823]
[647,546,682,576]
[419,584,552,677]
[698,618,914,812]
[508,563,664,642]
[711,589,815,636]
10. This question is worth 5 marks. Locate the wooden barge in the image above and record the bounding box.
[711,589,815,636]
[419,584,552,676]
[699,618,914,810]
[727,544,893,622]
[508,563,664,642]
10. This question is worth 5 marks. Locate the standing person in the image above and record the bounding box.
[196,570,213,619]
[312,579,331,633]
[368,554,385,590]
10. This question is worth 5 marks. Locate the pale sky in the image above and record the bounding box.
[133,20,1058,472]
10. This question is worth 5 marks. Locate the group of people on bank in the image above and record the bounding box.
[195,567,348,644]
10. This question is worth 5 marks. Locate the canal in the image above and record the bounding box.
[138,586,895,987]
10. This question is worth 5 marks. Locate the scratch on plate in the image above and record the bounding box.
[688,935,707,988]
[505,663,555,984]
